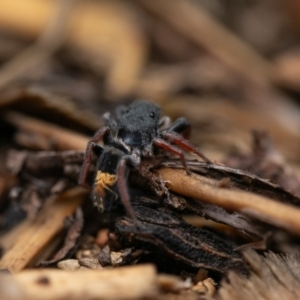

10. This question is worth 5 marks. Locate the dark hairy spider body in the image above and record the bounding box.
[79,100,210,221]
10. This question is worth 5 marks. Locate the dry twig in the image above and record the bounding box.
[158,167,300,236]
[3,111,88,151]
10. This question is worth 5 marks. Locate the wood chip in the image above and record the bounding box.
[0,264,158,300]
[0,188,85,273]
[157,274,191,292]
[57,259,80,271]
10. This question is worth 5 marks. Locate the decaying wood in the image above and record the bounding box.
[163,160,300,206]
[0,264,158,300]
[158,167,300,236]
[2,1,300,299]
[7,149,84,181]
[0,188,85,273]
[115,201,246,275]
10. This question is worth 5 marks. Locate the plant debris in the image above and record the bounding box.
[1,0,300,299]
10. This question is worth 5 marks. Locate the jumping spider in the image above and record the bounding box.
[79,100,210,221]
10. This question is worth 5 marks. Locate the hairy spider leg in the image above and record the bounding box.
[160,131,211,163]
[79,126,110,188]
[158,116,171,130]
[153,138,191,175]
[116,157,138,223]
[164,117,191,140]
[102,112,117,131]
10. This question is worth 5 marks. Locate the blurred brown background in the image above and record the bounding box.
[1,0,300,167]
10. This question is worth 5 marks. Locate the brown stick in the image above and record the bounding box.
[0,265,158,300]
[3,111,89,151]
[158,168,300,235]
[0,188,85,273]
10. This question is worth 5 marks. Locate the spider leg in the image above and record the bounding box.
[153,138,191,175]
[115,104,128,119]
[79,126,110,188]
[158,116,172,130]
[163,117,191,139]
[160,131,211,163]
[92,143,104,158]
[116,157,138,223]
[102,112,117,131]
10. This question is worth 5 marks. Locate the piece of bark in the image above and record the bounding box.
[0,188,85,273]
[132,158,296,238]
[158,167,300,236]
[0,264,158,300]
[19,186,43,219]
[115,202,246,275]
[57,259,80,271]
[168,160,300,206]
[75,235,102,261]
[78,256,102,270]
[98,245,111,267]
[6,149,85,178]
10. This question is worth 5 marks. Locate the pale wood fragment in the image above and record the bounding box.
[0,188,85,273]
[0,265,158,300]
[158,168,300,236]
[157,274,191,292]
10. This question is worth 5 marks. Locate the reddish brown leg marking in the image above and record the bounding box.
[160,131,211,163]
[153,138,191,174]
[116,158,138,223]
[79,126,110,188]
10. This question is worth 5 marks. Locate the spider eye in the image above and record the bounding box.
[149,112,155,118]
